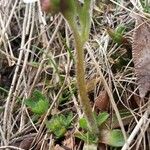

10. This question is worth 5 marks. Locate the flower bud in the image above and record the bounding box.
[40,0,75,18]
[40,0,60,13]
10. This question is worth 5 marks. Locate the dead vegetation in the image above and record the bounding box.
[0,0,150,150]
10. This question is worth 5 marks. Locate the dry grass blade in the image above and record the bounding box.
[122,102,150,150]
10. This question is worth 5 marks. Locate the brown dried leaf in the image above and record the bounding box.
[95,91,109,111]
[132,16,150,98]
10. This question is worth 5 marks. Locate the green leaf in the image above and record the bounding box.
[109,130,125,147]
[107,24,126,44]
[79,112,109,129]
[75,132,87,142]
[96,112,109,126]
[75,131,98,144]
[25,90,49,115]
[79,118,89,129]
[115,25,126,35]
[63,113,73,127]
[100,129,125,147]
[46,113,73,138]
[31,99,48,115]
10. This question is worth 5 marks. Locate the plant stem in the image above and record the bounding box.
[67,18,99,135]
[63,0,99,137]
[74,36,99,136]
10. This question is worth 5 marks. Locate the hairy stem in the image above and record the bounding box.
[74,36,99,135]
[68,18,99,135]
[63,0,99,137]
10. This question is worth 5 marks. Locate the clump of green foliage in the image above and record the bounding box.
[76,112,125,147]
[24,90,49,115]
[46,113,73,138]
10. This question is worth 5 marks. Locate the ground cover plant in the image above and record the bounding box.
[0,0,150,149]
